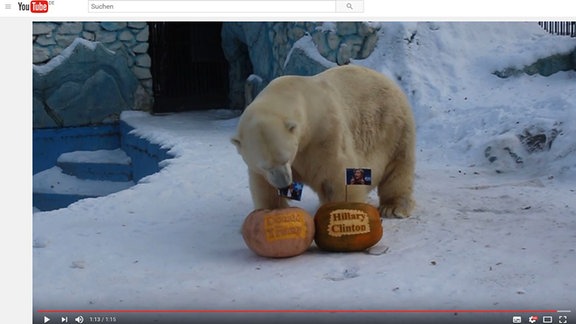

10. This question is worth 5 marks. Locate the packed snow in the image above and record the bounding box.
[33,22,575,322]
[33,166,134,196]
[57,149,132,165]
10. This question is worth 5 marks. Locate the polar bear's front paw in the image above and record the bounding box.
[378,197,413,218]
[379,206,409,218]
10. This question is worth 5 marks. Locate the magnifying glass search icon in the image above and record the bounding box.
[337,0,364,12]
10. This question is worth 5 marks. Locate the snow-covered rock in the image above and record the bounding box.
[33,39,139,128]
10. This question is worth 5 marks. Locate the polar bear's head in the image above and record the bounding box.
[232,115,300,189]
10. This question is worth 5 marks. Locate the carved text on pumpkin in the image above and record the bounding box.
[264,212,307,242]
[327,209,371,237]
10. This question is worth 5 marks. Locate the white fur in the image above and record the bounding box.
[232,65,416,218]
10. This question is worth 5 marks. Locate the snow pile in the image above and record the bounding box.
[356,22,576,177]
[33,167,134,195]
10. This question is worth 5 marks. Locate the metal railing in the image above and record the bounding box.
[538,21,576,37]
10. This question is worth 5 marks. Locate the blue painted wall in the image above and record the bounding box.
[120,121,172,182]
[33,121,174,211]
[33,122,173,178]
[33,124,121,174]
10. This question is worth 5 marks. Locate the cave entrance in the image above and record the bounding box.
[149,22,229,113]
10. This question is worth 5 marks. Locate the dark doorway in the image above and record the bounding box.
[149,22,229,113]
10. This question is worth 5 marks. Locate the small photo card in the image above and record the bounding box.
[346,168,372,185]
[278,181,304,201]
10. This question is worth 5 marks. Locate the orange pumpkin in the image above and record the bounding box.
[314,202,383,252]
[242,207,315,258]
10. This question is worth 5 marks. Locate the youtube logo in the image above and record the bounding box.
[17,1,49,13]
[31,1,49,12]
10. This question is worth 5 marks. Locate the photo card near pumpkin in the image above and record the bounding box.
[346,168,372,185]
[278,181,304,201]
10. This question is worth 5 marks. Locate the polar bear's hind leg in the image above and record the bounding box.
[377,160,415,218]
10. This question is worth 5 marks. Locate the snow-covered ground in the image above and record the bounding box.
[33,22,575,323]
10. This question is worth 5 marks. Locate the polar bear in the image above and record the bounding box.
[231,65,416,218]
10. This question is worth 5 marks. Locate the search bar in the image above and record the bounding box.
[88,0,364,13]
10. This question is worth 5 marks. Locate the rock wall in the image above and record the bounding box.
[33,21,381,124]
[33,22,153,128]
[222,22,380,109]
[493,48,576,78]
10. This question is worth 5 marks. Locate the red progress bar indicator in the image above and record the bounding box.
[38,309,563,313]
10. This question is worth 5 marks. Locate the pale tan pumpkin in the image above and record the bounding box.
[241,207,315,258]
[314,202,383,252]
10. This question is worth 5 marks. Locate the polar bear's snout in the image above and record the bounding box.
[265,164,293,189]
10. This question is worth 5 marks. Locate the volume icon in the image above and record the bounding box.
[74,316,84,324]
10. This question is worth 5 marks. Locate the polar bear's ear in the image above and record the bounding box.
[285,120,297,134]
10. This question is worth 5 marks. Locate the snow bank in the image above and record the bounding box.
[356,22,576,178]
